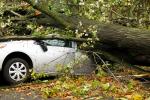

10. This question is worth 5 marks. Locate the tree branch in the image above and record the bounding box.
[22,0,74,29]
[0,35,90,42]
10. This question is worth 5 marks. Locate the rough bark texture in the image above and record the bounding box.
[95,23,150,65]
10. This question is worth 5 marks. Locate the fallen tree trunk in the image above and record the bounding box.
[3,0,150,66]
[95,23,150,65]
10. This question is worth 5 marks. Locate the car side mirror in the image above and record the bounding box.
[36,40,48,52]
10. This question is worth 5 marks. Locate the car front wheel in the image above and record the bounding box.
[3,58,30,84]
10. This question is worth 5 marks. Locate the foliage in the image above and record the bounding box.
[45,0,150,28]
[38,74,148,99]
[0,0,150,37]
[31,71,49,80]
[30,63,148,99]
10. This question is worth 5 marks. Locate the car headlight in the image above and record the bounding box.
[0,44,7,48]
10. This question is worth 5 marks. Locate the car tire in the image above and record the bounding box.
[3,58,30,84]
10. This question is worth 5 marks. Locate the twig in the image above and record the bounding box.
[93,52,127,92]
[111,9,125,18]
[10,10,23,17]
[116,74,150,78]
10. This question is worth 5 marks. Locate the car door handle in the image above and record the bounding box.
[66,52,75,54]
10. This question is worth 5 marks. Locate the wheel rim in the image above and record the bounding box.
[9,62,27,81]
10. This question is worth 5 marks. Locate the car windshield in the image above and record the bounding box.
[42,39,72,48]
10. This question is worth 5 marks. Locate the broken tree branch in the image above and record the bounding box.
[0,35,91,42]
[23,0,74,29]
[10,10,23,17]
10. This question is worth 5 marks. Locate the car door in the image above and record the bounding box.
[34,39,76,74]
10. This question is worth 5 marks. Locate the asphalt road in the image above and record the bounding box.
[0,73,52,100]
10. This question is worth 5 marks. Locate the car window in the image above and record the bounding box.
[43,39,72,48]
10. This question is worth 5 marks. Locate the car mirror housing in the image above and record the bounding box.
[35,40,48,52]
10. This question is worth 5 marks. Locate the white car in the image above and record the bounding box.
[0,39,95,84]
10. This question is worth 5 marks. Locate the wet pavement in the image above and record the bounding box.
[0,75,45,100]
[0,90,43,100]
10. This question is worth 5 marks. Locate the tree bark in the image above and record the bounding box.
[95,23,150,65]
[0,35,88,42]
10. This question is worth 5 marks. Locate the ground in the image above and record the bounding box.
[0,65,150,100]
